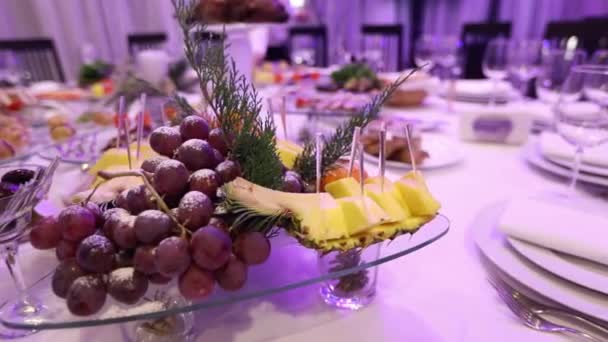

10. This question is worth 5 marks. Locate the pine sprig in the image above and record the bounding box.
[172,0,284,189]
[293,69,417,183]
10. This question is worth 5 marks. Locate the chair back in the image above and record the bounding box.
[361,24,404,71]
[128,33,167,56]
[0,38,64,82]
[461,22,511,79]
[288,26,328,67]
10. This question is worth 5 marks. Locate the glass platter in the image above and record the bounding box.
[0,215,449,331]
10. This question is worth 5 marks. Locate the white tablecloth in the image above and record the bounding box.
[2,95,604,342]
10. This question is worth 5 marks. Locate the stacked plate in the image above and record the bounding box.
[473,196,608,323]
[438,79,518,104]
[523,132,608,188]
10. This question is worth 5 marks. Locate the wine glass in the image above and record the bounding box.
[414,35,435,70]
[432,36,461,108]
[536,48,587,104]
[483,37,509,105]
[554,64,608,192]
[0,162,56,338]
[507,40,542,99]
[591,49,608,65]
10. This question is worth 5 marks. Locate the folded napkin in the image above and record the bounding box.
[539,132,608,167]
[452,79,512,98]
[499,198,608,266]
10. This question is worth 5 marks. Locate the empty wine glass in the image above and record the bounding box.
[554,65,608,192]
[536,48,587,104]
[483,37,509,104]
[507,40,542,99]
[414,35,435,70]
[0,161,57,338]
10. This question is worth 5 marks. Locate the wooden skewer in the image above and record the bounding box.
[315,132,323,193]
[136,93,147,160]
[116,96,124,149]
[358,142,365,197]
[118,96,132,170]
[404,123,417,173]
[280,96,288,140]
[379,122,387,192]
[347,127,362,177]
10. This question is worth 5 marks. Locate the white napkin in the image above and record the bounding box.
[499,198,608,266]
[539,132,608,167]
[452,79,512,98]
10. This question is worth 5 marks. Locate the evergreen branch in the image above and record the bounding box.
[293,69,418,184]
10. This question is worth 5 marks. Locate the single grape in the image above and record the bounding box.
[30,216,61,249]
[148,273,172,284]
[175,139,215,171]
[209,217,230,232]
[180,115,210,141]
[188,169,220,199]
[52,259,87,298]
[76,235,116,273]
[124,185,156,214]
[191,225,232,271]
[134,246,157,275]
[177,191,213,231]
[233,232,271,265]
[282,174,302,193]
[285,170,302,183]
[102,208,130,241]
[208,128,229,155]
[178,265,215,300]
[134,210,173,244]
[114,190,129,212]
[214,254,248,291]
[107,267,149,304]
[66,275,107,316]
[83,202,104,227]
[58,205,97,242]
[141,156,169,173]
[153,159,189,196]
[149,126,182,157]
[211,148,224,168]
[155,236,191,277]
[111,215,137,249]
[215,160,241,184]
[1,168,35,185]
[56,239,78,260]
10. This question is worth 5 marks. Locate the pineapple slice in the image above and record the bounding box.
[325,177,360,198]
[394,171,440,216]
[364,183,410,222]
[337,196,394,235]
[277,139,303,169]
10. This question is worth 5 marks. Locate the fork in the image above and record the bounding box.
[488,275,604,341]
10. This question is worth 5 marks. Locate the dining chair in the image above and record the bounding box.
[361,24,404,71]
[583,17,608,53]
[127,33,168,56]
[0,38,65,82]
[543,20,588,51]
[461,22,511,79]
[288,25,328,67]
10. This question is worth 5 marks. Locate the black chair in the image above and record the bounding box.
[127,33,167,56]
[361,24,404,71]
[583,17,608,53]
[461,22,511,79]
[543,20,587,51]
[0,38,64,82]
[288,26,328,67]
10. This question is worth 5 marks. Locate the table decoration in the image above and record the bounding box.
[459,104,533,144]
[1,1,448,338]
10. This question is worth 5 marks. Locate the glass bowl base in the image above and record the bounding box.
[319,284,376,310]
[0,300,45,339]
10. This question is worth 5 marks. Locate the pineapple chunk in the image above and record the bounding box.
[364,176,394,188]
[325,177,361,198]
[364,183,410,221]
[277,140,303,169]
[321,205,349,240]
[337,196,394,235]
[394,171,440,216]
[89,143,156,178]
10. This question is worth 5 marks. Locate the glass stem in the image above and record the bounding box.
[569,145,584,193]
[3,239,37,316]
[489,79,497,106]
[520,78,529,101]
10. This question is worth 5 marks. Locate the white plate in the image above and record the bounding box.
[472,202,608,322]
[522,138,608,187]
[544,154,608,177]
[364,134,463,170]
[508,237,608,295]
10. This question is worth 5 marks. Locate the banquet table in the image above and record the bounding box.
[1,94,605,342]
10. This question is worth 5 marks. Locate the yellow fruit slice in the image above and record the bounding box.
[276,139,303,169]
[364,183,410,221]
[325,177,361,198]
[394,171,440,216]
[337,196,394,235]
